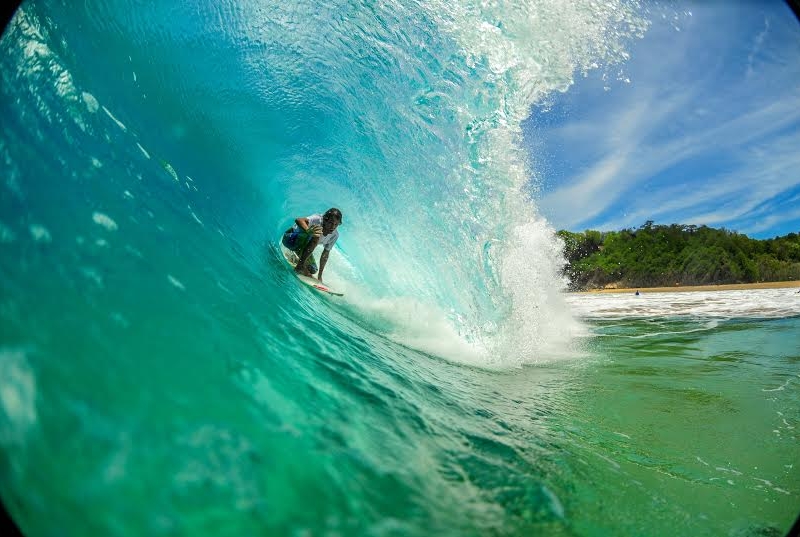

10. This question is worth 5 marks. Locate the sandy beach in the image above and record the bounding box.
[575,280,800,294]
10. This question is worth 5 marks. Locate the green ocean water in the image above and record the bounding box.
[2,291,798,535]
[1,1,799,536]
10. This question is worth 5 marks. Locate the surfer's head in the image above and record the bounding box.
[323,207,342,234]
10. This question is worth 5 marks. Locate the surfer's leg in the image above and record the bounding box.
[295,236,319,275]
[305,254,318,275]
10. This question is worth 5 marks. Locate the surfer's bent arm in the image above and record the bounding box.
[317,249,330,281]
[295,217,322,237]
[295,217,309,231]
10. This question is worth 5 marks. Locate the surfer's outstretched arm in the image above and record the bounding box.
[317,249,330,281]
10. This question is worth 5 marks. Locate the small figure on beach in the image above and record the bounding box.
[282,208,342,283]
[635,290,640,296]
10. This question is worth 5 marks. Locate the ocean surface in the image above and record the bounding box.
[1,1,798,536]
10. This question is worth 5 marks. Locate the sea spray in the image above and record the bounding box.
[300,0,650,364]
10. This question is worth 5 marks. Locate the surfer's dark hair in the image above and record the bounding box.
[324,207,342,224]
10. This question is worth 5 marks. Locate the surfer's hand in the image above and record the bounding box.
[307,224,323,237]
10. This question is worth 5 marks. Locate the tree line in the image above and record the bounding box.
[557,221,800,290]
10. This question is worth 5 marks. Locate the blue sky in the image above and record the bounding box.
[527,0,800,239]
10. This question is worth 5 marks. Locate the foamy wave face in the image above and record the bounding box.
[407,0,648,363]
[289,0,651,365]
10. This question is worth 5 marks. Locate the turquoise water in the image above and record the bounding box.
[1,1,798,536]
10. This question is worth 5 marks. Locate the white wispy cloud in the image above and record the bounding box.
[533,1,800,238]
[746,17,770,78]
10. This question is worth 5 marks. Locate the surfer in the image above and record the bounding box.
[282,208,342,282]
